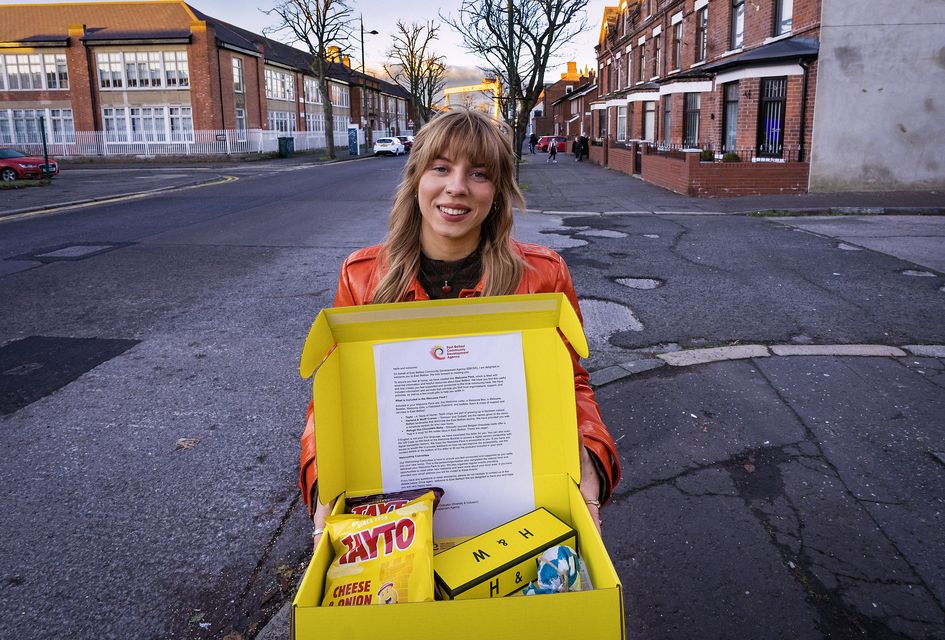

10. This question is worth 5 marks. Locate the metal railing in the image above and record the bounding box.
[0,128,351,157]
[647,142,805,163]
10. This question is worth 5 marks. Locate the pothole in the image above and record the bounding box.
[579,299,644,353]
[837,242,862,251]
[576,229,628,238]
[616,277,663,289]
[902,270,937,277]
[535,233,588,249]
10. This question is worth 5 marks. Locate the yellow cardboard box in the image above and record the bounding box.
[434,507,577,600]
[292,293,625,639]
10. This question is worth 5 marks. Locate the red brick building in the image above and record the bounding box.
[592,0,819,196]
[530,62,592,137]
[0,1,411,155]
[550,77,598,143]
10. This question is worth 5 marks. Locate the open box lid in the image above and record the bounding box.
[299,293,588,506]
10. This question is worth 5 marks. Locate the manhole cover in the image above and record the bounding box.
[8,242,133,263]
[0,336,139,415]
[35,245,114,259]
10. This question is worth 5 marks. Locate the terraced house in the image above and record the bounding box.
[591,0,945,194]
[0,0,412,156]
[593,0,820,195]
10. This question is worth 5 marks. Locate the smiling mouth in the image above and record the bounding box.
[438,205,470,217]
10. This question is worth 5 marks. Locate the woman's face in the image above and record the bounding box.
[416,151,496,261]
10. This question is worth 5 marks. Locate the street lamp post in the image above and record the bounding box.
[360,14,378,154]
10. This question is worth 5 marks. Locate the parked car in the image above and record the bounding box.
[373,137,405,156]
[0,148,59,181]
[396,135,414,151]
[536,135,567,152]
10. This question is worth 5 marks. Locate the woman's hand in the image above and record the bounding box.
[311,495,336,551]
[578,436,603,535]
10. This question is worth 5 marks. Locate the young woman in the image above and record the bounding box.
[300,109,621,545]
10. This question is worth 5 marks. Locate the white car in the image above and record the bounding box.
[373,137,405,156]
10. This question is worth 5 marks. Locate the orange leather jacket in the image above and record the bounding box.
[299,240,621,515]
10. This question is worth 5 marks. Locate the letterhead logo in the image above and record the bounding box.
[430,345,446,360]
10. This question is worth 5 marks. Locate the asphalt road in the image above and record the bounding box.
[1,156,943,639]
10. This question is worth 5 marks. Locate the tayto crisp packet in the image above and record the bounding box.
[322,491,435,607]
[345,487,444,517]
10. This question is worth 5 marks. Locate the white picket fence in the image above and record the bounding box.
[6,129,352,157]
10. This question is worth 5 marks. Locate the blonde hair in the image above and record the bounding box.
[371,108,526,304]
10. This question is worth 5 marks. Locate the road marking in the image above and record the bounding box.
[0,175,238,224]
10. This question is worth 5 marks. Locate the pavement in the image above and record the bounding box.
[4,151,943,639]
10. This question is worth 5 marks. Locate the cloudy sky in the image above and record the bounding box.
[23,0,608,87]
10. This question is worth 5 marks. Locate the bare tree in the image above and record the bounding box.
[443,0,589,158]
[383,21,447,130]
[265,0,352,159]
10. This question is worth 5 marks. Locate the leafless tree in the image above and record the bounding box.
[384,21,448,130]
[265,0,352,159]
[443,0,589,158]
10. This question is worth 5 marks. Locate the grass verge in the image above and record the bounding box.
[0,178,51,189]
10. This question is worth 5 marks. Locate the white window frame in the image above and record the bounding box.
[232,57,244,93]
[96,51,188,90]
[0,53,69,91]
[265,68,295,101]
[267,110,296,132]
[304,78,322,104]
[101,105,193,143]
[0,107,75,144]
[235,107,247,142]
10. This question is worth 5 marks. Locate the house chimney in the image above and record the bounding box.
[67,23,87,38]
[342,55,351,68]
[561,61,578,80]
[327,46,341,62]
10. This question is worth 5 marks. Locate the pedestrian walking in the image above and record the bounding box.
[571,137,579,161]
[547,141,558,163]
[299,108,620,548]
[529,132,538,154]
[578,135,589,162]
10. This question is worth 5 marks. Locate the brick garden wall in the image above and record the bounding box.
[641,153,691,195]
[608,145,634,174]
[642,151,810,196]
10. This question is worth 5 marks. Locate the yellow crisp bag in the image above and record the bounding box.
[322,491,435,607]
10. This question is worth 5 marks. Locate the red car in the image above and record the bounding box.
[536,135,567,152]
[0,148,59,181]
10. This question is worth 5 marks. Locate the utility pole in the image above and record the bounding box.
[360,14,378,154]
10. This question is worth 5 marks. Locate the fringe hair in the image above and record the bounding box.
[371,108,526,304]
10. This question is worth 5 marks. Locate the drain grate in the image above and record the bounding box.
[7,242,134,264]
[0,336,139,415]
